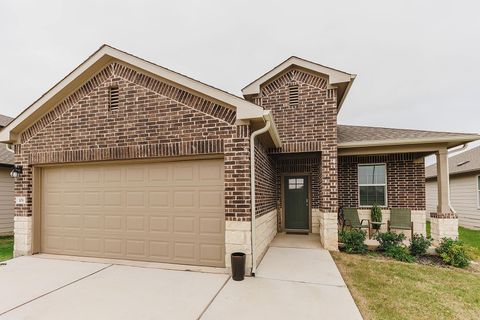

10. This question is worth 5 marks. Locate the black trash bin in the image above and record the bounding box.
[231,252,246,281]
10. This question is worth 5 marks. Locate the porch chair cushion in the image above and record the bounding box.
[389,208,412,230]
[342,208,371,238]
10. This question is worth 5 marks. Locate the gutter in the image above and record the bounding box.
[250,111,272,276]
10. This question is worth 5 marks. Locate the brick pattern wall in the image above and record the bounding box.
[254,142,276,218]
[338,153,426,210]
[14,62,251,221]
[256,68,338,213]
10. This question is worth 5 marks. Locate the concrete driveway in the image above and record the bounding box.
[0,239,362,320]
[0,256,229,320]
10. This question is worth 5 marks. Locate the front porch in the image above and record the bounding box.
[252,145,463,274]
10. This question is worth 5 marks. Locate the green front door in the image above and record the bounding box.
[284,176,309,231]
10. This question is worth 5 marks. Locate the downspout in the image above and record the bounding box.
[250,117,271,276]
[6,144,14,153]
[446,143,468,214]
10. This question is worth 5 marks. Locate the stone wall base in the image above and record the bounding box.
[14,216,32,257]
[431,217,458,246]
[255,210,277,266]
[312,208,321,234]
[225,220,252,274]
[319,211,338,251]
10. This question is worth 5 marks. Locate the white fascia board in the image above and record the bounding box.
[242,56,353,96]
[338,135,480,149]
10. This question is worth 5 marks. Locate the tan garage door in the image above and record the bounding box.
[41,159,225,267]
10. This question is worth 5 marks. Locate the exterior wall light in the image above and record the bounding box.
[10,165,23,178]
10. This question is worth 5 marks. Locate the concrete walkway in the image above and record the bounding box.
[202,234,363,320]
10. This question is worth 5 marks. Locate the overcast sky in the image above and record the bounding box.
[1,0,479,162]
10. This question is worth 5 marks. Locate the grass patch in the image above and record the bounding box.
[459,226,480,260]
[332,252,480,320]
[426,221,480,260]
[0,236,13,262]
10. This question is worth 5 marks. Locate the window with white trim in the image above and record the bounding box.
[358,164,386,206]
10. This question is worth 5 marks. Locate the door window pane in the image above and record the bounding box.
[288,178,305,190]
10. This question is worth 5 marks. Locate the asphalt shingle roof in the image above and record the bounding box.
[425,145,480,179]
[0,114,14,165]
[0,114,12,127]
[337,125,476,145]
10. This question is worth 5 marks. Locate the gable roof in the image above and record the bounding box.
[0,115,14,165]
[425,145,480,179]
[338,125,480,149]
[0,45,281,145]
[241,56,356,109]
[0,114,13,127]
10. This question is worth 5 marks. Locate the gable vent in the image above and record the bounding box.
[289,85,299,107]
[109,86,119,111]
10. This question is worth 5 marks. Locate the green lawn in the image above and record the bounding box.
[333,225,480,320]
[0,236,13,262]
[333,252,480,320]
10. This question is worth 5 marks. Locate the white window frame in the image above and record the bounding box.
[358,163,388,208]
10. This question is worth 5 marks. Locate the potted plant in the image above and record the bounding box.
[371,203,382,230]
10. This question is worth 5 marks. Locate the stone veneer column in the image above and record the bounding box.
[225,221,252,274]
[430,149,459,246]
[430,213,458,246]
[14,216,32,256]
[319,211,338,250]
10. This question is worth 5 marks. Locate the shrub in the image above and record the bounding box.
[385,245,415,263]
[339,229,368,254]
[375,231,406,252]
[409,234,432,257]
[436,238,470,268]
[371,204,382,230]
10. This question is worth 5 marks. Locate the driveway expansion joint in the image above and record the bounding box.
[0,264,114,316]
[254,275,347,288]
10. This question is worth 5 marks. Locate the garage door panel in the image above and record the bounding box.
[199,217,223,235]
[148,191,170,208]
[41,159,225,267]
[149,241,170,258]
[104,238,124,255]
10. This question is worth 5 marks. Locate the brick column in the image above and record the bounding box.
[320,146,338,251]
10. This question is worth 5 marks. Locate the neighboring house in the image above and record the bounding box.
[0,45,478,273]
[426,146,480,230]
[0,114,14,235]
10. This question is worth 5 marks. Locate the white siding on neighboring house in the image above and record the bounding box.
[426,174,480,230]
[0,168,14,235]
[426,180,438,217]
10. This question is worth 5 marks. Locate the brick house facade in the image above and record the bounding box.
[2,46,478,274]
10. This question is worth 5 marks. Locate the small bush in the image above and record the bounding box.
[371,204,382,230]
[436,238,470,268]
[339,229,368,254]
[409,234,432,257]
[375,231,406,252]
[385,245,415,263]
